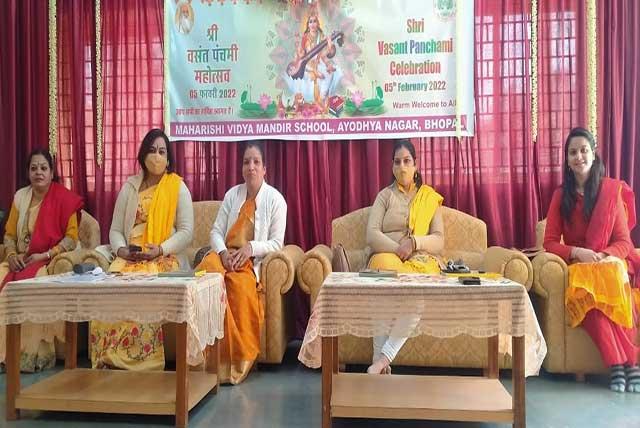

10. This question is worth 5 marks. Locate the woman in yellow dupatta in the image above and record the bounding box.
[197,141,287,384]
[91,129,194,370]
[366,140,445,374]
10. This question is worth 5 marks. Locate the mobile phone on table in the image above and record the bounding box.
[458,276,481,285]
[128,244,143,253]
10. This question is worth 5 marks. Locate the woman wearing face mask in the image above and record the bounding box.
[196,141,287,384]
[544,127,640,393]
[365,139,445,374]
[0,148,83,372]
[91,128,194,370]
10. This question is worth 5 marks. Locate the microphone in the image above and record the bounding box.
[73,263,97,274]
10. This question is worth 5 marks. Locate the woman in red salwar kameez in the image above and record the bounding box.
[544,127,640,393]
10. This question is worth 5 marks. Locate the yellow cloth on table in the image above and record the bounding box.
[444,272,503,280]
[370,184,443,274]
[91,178,181,371]
[566,258,635,328]
[196,198,263,385]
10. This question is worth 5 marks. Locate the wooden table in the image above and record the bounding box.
[1,272,225,428]
[321,334,524,427]
[299,272,545,428]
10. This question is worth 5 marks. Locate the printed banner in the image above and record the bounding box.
[165,0,474,141]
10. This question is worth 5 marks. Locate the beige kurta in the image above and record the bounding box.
[366,184,445,262]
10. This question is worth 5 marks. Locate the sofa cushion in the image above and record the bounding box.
[192,201,221,250]
[332,244,351,272]
[332,207,370,251]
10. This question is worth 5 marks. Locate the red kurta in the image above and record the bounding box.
[543,179,638,366]
[543,188,633,263]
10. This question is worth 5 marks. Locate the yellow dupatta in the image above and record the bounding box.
[565,179,640,329]
[567,258,634,328]
[409,184,443,236]
[404,184,443,273]
[143,173,182,245]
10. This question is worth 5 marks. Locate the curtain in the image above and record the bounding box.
[0,0,49,214]
[92,0,165,239]
[414,1,539,247]
[597,0,640,243]
[535,0,587,216]
[57,0,95,199]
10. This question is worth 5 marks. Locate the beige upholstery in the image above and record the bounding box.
[48,210,110,274]
[163,201,303,364]
[531,219,640,375]
[297,206,533,369]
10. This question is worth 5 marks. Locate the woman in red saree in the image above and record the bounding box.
[544,127,640,393]
[0,149,83,372]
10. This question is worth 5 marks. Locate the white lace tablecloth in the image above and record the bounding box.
[299,272,547,377]
[0,272,226,365]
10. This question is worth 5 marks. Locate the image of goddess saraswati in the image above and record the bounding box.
[284,3,344,110]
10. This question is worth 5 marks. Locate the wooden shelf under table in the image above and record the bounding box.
[331,373,513,423]
[15,368,218,415]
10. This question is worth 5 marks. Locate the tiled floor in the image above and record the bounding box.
[1,343,639,428]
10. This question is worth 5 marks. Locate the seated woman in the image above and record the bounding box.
[197,141,287,384]
[91,128,194,370]
[0,149,83,372]
[544,127,640,393]
[366,139,445,374]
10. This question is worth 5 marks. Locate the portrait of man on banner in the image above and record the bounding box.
[175,0,195,35]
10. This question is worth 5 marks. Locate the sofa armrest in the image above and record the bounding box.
[280,244,304,270]
[257,244,302,364]
[260,244,303,295]
[482,246,533,290]
[297,244,332,308]
[48,249,111,274]
[530,250,569,372]
[531,251,568,299]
